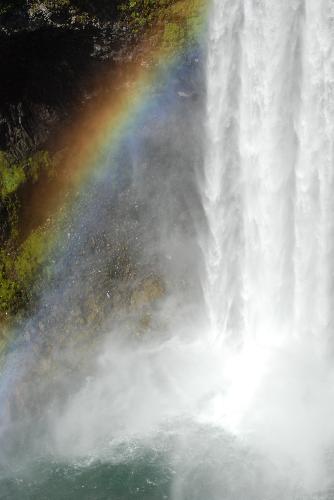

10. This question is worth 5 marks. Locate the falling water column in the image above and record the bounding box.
[203,0,244,344]
[294,1,334,342]
[239,1,303,345]
[204,1,305,346]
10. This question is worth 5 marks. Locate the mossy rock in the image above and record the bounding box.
[130,276,165,309]
[0,150,56,321]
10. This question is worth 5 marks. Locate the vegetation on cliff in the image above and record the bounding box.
[1,0,205,46]
[0,0,205,326]
[0,151,54,320]
[119,0,206,48]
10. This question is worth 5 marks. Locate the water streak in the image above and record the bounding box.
[204,0,334,348]
[202,0,334,486]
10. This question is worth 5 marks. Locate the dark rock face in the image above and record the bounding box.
[0,4,139,318]
[0,1,205,321]
[0,6,131,158]
[0,3,206,432]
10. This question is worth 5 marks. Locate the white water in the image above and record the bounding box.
[38,1,334,497]
[205,0,334,344]
[201,0,334,488]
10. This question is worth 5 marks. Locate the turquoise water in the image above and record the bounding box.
[0,457,171,500]
[0,426,328,500]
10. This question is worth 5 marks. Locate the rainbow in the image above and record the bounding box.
[23,0,209,234]
[0,0,209,424]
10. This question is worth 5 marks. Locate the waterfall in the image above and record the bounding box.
[3,3,334,497]
[203,0,244,345]
[204,0,334,348]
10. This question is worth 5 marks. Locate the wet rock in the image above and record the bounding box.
[131,277,165,309]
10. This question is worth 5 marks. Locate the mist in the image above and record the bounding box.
[2,2,334,499]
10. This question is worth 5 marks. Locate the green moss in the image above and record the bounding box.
[0,225,54,320]
[15,228,53,284]
[0,151,56,321]
[0,269,19,314]
[0,249,19,316]
[0,152,26,198]
[0,150,54,199]
[162,21,184,47]
[119,0,206,52]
